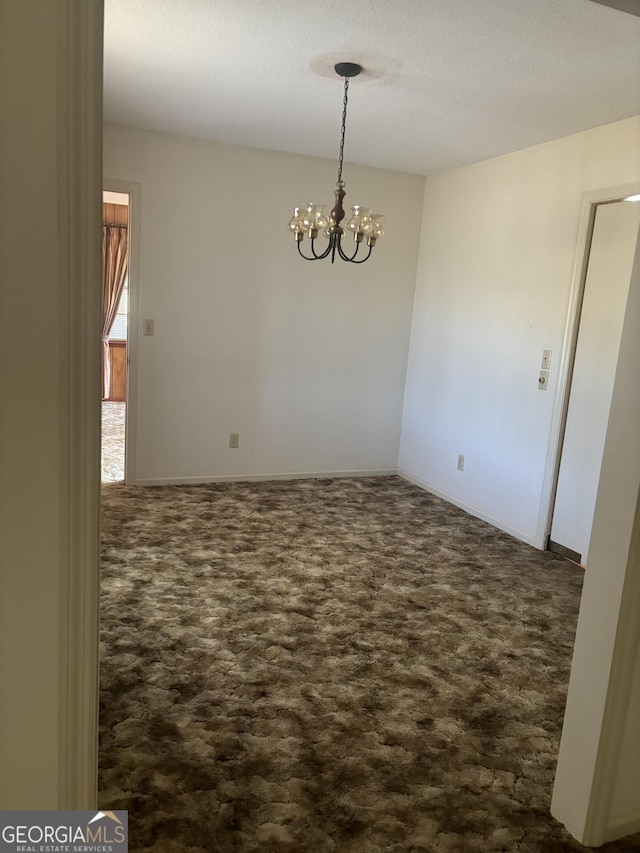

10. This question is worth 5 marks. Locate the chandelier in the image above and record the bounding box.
[287,62,384,264]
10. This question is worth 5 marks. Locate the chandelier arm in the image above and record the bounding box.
[311,237,333,260]
[350,246,373,264]
[297,238,333,261]
[337,237,361,262]
[340,243,373,264]
[297,242,321,261]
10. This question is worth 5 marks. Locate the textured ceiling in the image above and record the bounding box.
[103,0,640,175]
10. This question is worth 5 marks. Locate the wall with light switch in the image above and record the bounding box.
[104,123,424,482]
[398,114,640,546]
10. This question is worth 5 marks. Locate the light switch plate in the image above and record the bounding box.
[538,369,549,390]
[143,319,155,336]
[541,349,551,370]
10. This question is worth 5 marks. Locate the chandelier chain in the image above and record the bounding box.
[337,76,349,188]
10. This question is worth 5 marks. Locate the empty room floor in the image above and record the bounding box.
[98,476,640,852]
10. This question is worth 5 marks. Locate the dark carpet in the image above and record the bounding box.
[99,476,640,852]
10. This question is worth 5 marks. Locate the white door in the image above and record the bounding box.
[550,200,640,565]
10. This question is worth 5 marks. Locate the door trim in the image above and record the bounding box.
[535,182,640,551]
[103,178,141,486]
[552,226,640,844]
[57,0,103,808]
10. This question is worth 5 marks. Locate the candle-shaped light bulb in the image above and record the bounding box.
[370,213,384,239]
[287,207,305,233]
[314,204,328,229]
[346,204,362,233]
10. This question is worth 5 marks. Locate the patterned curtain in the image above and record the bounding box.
[102,223,128,398]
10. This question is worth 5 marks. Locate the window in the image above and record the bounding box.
[109,279,128,340]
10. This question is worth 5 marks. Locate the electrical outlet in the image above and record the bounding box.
[229,433,239,449]
[457,453,465,471]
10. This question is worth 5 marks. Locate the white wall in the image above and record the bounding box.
[398,116,640,545]
[103,124,424,483]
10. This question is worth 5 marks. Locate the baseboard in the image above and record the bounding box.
[548,539,583,565]
[133,468,398,487]
[397,469,537,548]
[600,810,640,845]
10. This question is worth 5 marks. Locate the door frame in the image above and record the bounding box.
[536,181,640,551]
[103,178,141,485]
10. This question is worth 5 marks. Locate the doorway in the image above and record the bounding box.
[547,194,640,565]
[101,180,140,485]
[101,190,129,482]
